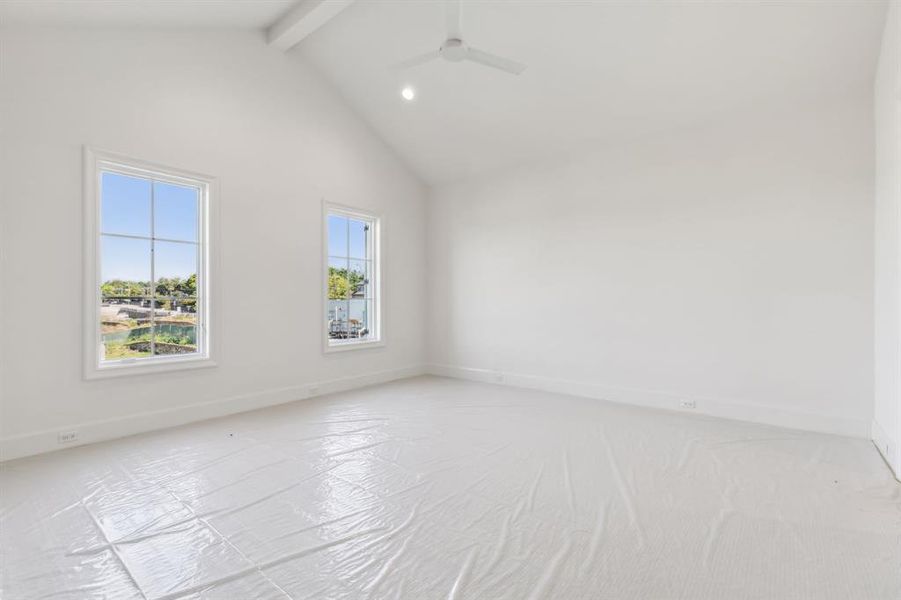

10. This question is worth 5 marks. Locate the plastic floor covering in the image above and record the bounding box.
[1,376,900,599]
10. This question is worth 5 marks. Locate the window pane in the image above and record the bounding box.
[154,241,198,287]
[153,241,198,316]
[153,321,197,357]
[325,209,377,347]
[328,215,348,257]
[348,299,371,340]
[153,241,198,356]
[101,235,151,288]
[328,256,350,300]
[348,218,368,259]
[328,299,350,340]
[101,172,151,237]
[100,235,152,361]
[348,259,368,299]
[154,181,198,242]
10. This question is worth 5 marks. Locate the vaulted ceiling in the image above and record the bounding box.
[299,0,888,184]
[1,0,889,185]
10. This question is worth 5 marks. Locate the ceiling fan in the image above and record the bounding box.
[394,0,526,75]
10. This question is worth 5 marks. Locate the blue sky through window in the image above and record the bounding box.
[328,214,367,259]
[100,171,198,286]
[154,182,198,242]
[101,172,150,237]
[328,215,348,257]
[101,236,150,282]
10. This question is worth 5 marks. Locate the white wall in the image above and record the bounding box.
[873,0,901,477]
[428,97,875,437]
[0,29,427,459]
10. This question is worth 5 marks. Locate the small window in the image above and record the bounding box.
[325,205,381,351]
[84,148,215,378]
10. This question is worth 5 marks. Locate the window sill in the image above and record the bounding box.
[85,354,217,380]
[324,339,385,354]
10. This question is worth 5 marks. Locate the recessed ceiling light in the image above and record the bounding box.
[401,86,416,101]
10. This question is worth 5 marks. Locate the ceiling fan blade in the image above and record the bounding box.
[465,47,527,75]
[446,0,462,39]
[393,50,440,70]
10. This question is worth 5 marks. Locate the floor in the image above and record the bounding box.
[1,376,899,599]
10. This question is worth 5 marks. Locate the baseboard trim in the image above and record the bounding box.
[428,364,870,438]
[0,364,426,462]
[871,419,901,480]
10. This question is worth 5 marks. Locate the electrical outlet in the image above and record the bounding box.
[679,400,696,410]
[58,430,79,444]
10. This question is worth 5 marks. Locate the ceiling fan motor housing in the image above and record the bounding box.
[441,38,468,62]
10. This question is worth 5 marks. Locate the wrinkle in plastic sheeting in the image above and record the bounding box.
[2,377,900,599]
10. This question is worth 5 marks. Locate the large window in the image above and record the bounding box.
[84,149,213,377]
[325,205,381,350]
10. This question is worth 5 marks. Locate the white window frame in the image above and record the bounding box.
[83,147,218,379]
[322,202,384,353]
